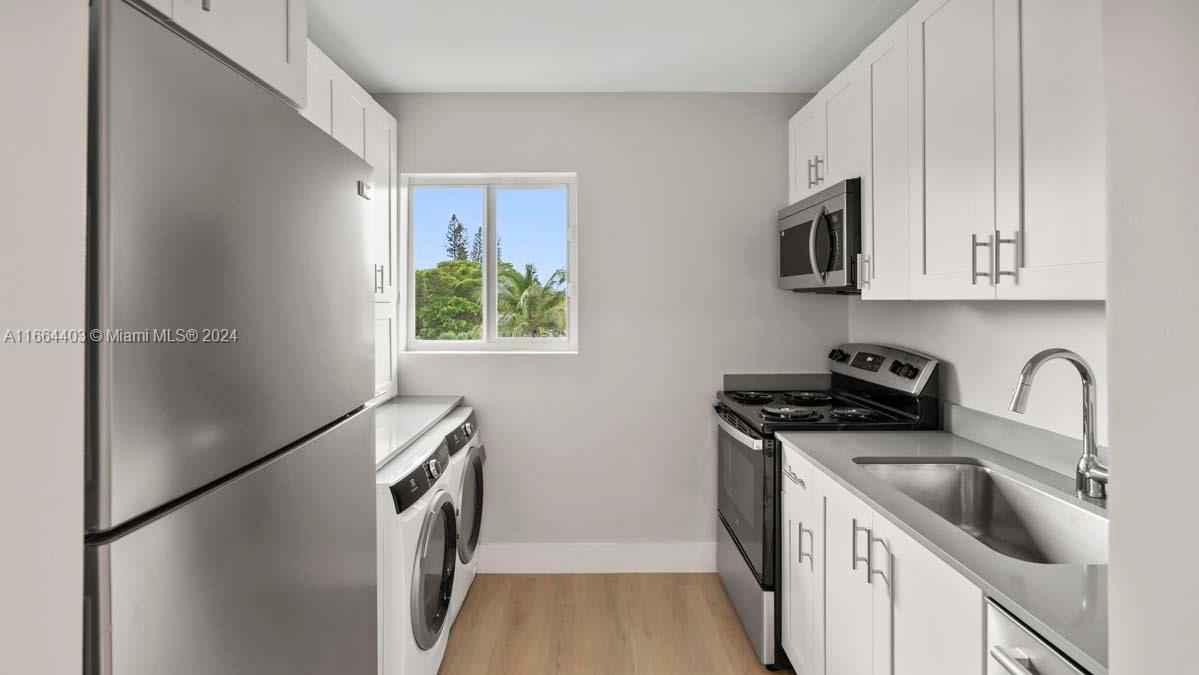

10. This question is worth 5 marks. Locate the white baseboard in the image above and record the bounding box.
[477,541,717,574]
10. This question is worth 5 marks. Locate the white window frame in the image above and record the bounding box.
[401,172,579,353]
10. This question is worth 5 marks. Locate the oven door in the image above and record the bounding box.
[714,405,772,585]
[778,193,851,291]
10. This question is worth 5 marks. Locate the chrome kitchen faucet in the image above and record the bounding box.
[1009,348,1110,501]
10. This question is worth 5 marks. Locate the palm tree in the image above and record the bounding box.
[496,263,567,338]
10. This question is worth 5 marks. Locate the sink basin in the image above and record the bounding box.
[855,459,1108,565]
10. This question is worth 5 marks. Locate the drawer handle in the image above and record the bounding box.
[990,647,1035,675]
[852,518,870,578]
[797,521,813,568]
[782,466,805,488]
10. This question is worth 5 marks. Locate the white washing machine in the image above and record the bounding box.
[376,434,457,675]
[432,407,486,626]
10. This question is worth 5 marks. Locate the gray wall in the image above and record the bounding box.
[0,3,87,672]
[850,301,1107,443]
[1105,0,1199,671]
[376,93,848,569]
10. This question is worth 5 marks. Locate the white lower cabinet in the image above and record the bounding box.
[786,454,985,675]
[374,301,397,397]
[819,473,876,675]
[871,514,984,675]
[782,484,823,674]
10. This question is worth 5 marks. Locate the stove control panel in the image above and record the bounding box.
[828,343,938,396]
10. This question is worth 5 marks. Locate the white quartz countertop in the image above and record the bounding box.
[776,430,1108,675]
[373,395,462,469]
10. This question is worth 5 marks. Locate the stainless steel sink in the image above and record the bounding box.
[855,459,1108,565]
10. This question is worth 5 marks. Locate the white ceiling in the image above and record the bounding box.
[307,0,918,94]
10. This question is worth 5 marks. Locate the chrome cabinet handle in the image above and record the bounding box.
[851,518,871,577]
[807,158,817,188]
[870,536,893,586]
[374,264,385,293]
[856,253,871,290]
[971,233,995,285]
[995,229,1020,284]
[989,647,1035,675]
[798,522,814,567]
[782,467,805,488]
[814,155,825,183]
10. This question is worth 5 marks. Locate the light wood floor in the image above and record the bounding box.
[438,573,782,675]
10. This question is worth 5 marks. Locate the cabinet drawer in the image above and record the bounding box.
[780,440,815,509]
[987,601,1085,675]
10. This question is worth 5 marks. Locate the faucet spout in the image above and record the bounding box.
[1008,348,1108,501]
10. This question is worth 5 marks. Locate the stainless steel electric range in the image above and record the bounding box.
[714,343,940,668]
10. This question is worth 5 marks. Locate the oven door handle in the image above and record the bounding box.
[713,407,763,451]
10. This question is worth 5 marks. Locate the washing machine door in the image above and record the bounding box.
[457,444,486,564]
[411,490,457,650]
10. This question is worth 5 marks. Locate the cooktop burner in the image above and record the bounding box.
[829,406,881,421]
[730,391,775,403]
[783,391,833,406]
[761,404,820,420]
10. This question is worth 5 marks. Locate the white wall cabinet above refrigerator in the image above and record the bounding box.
[151,0,307,108]
[789,0,1106,301]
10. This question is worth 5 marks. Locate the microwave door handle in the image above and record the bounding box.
[808,206,827,283]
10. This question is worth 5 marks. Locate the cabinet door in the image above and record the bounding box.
[821,61,864,189]
[172,0,306,107]
[993,0,1105,299]
[300,43,334,134]
[374,301,397,397]
[819,474,873,675]
[783,494,823,675]
[908,0,997,299]
[789,105,825,204]
[332,78,368,159]
[860,16,911,300]
[871,516,984,675]
[365,107,397,301]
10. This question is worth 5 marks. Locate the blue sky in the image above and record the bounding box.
[412,186,567,282]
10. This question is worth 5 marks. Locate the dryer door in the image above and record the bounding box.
[411,490,457,650]
[457,444,486,564]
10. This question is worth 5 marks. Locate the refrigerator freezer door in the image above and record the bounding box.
[88,0,373,531]
[85,409,376,675]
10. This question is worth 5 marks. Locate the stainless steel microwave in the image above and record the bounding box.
[778,178,860,293]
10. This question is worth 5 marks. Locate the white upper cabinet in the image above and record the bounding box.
[907,0,998,300]
[332,77,369,159]
[859,15,911,299]
[820,62,864,190]
[171,0,307,107]
[871,515,984,675]
[788,107,824,205]
[301,42,335,134]
[993,0,1106,299]
[787,64,864,206]
[365,106,398,302]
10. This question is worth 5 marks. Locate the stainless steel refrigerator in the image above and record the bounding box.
[84,2,377,674]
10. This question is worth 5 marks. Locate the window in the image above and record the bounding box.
[403,173,578,352]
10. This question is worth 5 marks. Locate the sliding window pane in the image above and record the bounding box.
[494,187,569,339]
[411,186,484,340]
